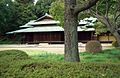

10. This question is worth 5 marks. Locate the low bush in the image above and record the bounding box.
[0,50,29,62]
[0,50,120,78]
[85,40,102,53]
[0,60,120,78]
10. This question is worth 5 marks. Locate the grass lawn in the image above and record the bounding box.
[0,49,120,78]
[28,48,120,63]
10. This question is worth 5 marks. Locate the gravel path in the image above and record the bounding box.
[0,43,114,54]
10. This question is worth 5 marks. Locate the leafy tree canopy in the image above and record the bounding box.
[49,0,91,27]
[0,0,36,35]
[33,0,56,18]
[94,22,108,35]
[90,0,120,46]
[0,0,16,34]
[49,0,119,34]
[49,0,64,26]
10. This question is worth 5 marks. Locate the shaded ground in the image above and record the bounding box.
[0,43,113,54]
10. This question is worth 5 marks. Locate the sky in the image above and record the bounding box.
[11,0,14,2]
[11,0,38,4]
[34,0,38,5]
[34,0,38,3]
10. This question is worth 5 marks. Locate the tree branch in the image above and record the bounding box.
[74,0,99,14]
[105,0,110,17]
[89,9,116,33]
[89,9,105,24]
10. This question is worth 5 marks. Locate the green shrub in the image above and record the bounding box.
[0,50,29,61]
[0,60,120,78]
[112,41,119,47]
[85,40,102,53]
[0,50,120,78]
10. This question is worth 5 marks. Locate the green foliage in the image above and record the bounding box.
[0,0,18,34]
[85,41,102,53]
[49,0,64,26]
[112,41,119,48]
[0,37,21,44]
[0,50,29,61]
[91,0,120,34]
[0,39,19,44]
[49,0,91,27]
[15,3,37,25]
[94,22,108,34]
[33,0,56,17]
[0,0,37,35]
[0,50,120,78]
[93,0,117,16]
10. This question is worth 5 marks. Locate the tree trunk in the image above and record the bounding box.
[113,31,120,46]
[64,0,80,62]
[64,0,98,62]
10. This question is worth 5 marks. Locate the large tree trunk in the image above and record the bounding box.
[64,0,80,62]
[64,0,98,62]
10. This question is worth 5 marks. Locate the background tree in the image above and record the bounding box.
[50,0,120,46]
[0,0,17,35]
[90,0,120,46]
[0,0,36,35]
[13,1,37,26]
[0,0,56,36]
[49,0,64,26]
[49,0,90,27]
[33,0,56,17]
[94,22,108,35]
[64,0,98,62]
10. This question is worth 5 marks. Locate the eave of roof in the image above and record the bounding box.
[7,26,64,34]
[7,26,95,34]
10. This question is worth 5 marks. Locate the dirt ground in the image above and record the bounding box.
[0,43,114,54]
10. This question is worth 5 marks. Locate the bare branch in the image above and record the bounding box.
[74,0,99,14]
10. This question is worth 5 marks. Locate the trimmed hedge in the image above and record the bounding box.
[0,50,120,78]
[0,50,29,63]
[86,41,102,53]
[0,60,120,78]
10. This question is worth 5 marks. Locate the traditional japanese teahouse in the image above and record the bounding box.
[7,14,115,43]
[7,13,64,43]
